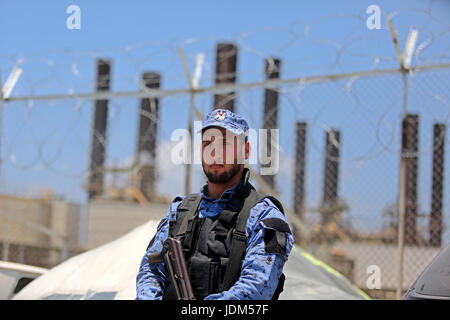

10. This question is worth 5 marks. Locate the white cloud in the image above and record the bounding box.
[104,140,206,199]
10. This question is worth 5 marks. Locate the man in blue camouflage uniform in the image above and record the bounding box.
[136,109,294,300]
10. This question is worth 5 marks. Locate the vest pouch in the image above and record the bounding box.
[219,257,229,289]
[209,260,220,294]
[183,217,202,255]
[189,254,212,299]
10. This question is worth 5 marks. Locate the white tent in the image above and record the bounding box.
[13,220,369,300]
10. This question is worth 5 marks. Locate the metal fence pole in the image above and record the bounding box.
[184,93,194,196]
[388,17,411,299]
[397,150,406,299]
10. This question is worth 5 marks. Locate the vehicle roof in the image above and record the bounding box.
[0,260,49,276]
[411,244,450,298]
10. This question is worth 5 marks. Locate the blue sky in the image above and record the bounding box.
[1,0,449,241]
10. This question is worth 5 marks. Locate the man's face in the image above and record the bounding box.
[201,127,249,184]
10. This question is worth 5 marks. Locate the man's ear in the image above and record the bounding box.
[245,141,250,161]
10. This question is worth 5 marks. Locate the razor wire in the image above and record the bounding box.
[0,3,449,298]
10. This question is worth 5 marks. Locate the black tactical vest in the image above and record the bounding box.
[162,169,285,300]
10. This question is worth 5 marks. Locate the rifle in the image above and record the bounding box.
[148,237,195,300]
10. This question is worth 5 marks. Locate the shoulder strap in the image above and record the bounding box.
[170,193,202,238]
[271,273,285,300]
[221,188,266,291]
[264,196,284,214]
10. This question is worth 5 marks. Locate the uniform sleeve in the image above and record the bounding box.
[135,199,183,300]
[204,198,294,300]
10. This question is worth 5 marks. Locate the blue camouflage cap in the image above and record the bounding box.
[200,109,250,136]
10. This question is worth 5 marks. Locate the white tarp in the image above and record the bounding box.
[14,220,367,300]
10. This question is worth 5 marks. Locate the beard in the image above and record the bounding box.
[202,162,242,184]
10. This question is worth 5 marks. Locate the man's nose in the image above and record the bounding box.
[211,144,225,162]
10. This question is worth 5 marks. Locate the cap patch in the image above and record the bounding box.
[214,110,226,121]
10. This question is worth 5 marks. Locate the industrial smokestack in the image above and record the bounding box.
[261,58,281,190]
[88,59,111,200]
[402,114,419,246]
[136,72,161,201]
[213,43,238,112]
[429,123,445,247]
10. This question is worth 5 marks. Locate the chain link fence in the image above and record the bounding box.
[1,3,449,298]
